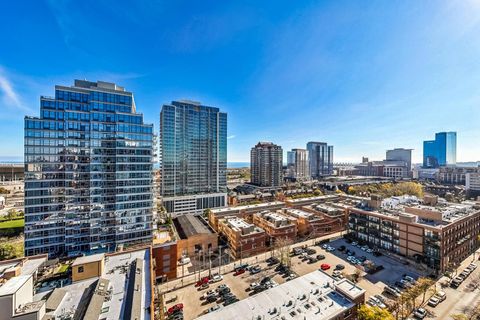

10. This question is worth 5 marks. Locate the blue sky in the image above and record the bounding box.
[1,1,480,163]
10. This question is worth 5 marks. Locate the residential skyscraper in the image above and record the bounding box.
[250,142,283,187]
[286,148,309,181]
[160,100,227,216]
[306,142,333,178]
[24,80,154,258]
[423,132,457,168]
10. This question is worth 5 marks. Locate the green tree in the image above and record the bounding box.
[358,305,394,320]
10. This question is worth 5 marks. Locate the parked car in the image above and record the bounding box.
[322,244,328,249]
[266,257,279,265]
[434,291,446,302]
[450,276,463,288]
[292,248,304,256]
[403,275,416,283]
[168,304,184,315]
[195,277,210,287]
[233,263,249,272]
[198,283,210,290]
[335,264,345,270]
[351,241,358,246]
[216,284,228,292]
[338,245,346,251]
[427,296,440,307]
[369,296,386,309]
[250,266,262,274]
[206,295,218,303]
[384,285,401,297]
[316,254,325,260]
[210,274,223,283]
[332,270,343,278]
[249,282,260,290]
[204,304,221,314]
[178,257,191,265]
[414,308,427,319]
[306,248,316,255]
[203,289,218,299]
[234,268,245,276]
[223,297,239,306]
[320,264,330,270]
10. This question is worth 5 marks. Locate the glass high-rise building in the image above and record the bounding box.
[24,80,153,258]
[423,132,457,168]
[160,100,227,216]
[307,141,333,178]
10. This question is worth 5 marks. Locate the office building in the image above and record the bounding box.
[438,166,480,185]
[24,80,154,258]
[159,100,227,216]
[197,270,365,320]
[423,132,457,168]
[286,148,310,181]
[250,142,283,187]
[347,195,480,273]
[307,141,333,178]
[466,173,480,198]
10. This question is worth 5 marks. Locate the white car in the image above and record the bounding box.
[427,296,440,307]
[178,257,191,265]
[434,291,446,302]
[414,308,427,319]
[351,241,358,246]
[366,248,373,253]
[249,282,260,290]
[369,296,386,309]
[210,275,223,283]
[205,304,221,314]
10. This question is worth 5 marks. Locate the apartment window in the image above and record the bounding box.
[78,266,84,273]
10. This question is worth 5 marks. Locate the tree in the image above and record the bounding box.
[313,189,322,196]
[358,305,394,320]
[416,277,435,304]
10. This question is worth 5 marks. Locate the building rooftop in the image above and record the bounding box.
[0,274,31,296]
[284,208,314,219]
[224,217,265,235]
[38,248,152,320]
[174,215,213,239]
[212,201,285,214]
[72,253,105,267]
[197,270,364,320]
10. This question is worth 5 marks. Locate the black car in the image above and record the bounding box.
[335,264,345,270]
[316,254,325,260]
[266,257,279,265]
[206,295,217,303]
[338,245,346,251]
[307,257,317,264]
[359,256,367,262]
[275,264,286,272]
[218,287,231,295]
[224,297,239,306]
[305,248,316,255]
[373,251,383,257]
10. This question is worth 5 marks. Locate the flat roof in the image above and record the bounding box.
[197,270,363,320]
[212,201,284,213]
[174,215,213,239]
[0,275,31,296]
[72,253,105,266]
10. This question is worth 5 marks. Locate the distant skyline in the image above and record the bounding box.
[1,1,480,163]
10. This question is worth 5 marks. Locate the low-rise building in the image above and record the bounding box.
[348,195,480,273]
[172,215,218,259]
[438,166,480,185]
[252,210,297,243]
[152,230,178,282]
[466,172,480,199]
[197,270,365,320]
[282,208,327,238]
[0,247,154,320]
[218,217,266,259]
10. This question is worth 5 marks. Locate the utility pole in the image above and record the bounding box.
[218,246,222,274]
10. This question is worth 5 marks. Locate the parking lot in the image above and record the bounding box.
[162,234,429,320]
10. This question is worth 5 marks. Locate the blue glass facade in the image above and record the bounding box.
[423,132,457,168]
[160,100,227,214]
[307,142,333,178]
[24,80,153,258]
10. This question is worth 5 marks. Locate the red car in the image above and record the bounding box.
[320,264,331,270]
[234,268,245,276]
[167,303,184,314]
[195,277,210,287]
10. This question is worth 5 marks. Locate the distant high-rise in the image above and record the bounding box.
[307,142,333,178]
[386,148,412,175]
[286,148,309,181]
[160,100,227,216]
[251,142,283,187]
[24,80,154,258]
[423,132,457,168]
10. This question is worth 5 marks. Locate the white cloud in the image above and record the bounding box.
[0,72,23,110]
[227,135,236,139]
